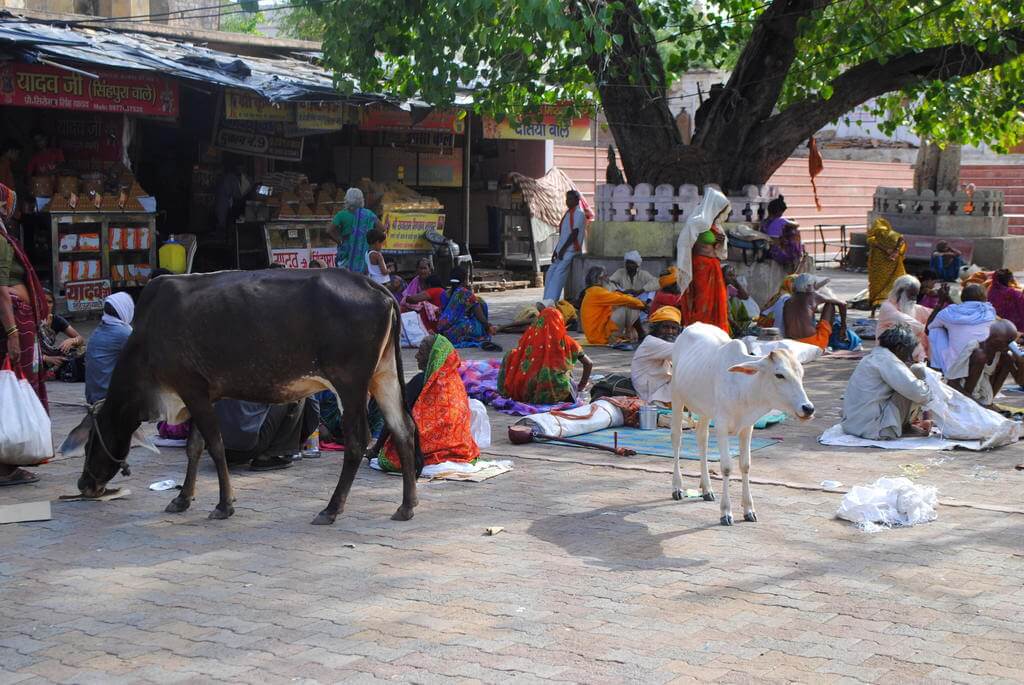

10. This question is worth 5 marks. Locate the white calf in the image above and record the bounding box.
[670,323,814,525]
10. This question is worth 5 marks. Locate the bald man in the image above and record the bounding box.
[945,319,1024,407]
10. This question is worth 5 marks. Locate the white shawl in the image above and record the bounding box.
[676,187,731,293]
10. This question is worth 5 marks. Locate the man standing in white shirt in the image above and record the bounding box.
[543,190,586,301]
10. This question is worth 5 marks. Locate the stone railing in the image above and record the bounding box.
[872,187,1005,218]
[595,183,780,224]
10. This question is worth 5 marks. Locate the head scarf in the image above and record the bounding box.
[649,306,682,325]
[344,187,365,211]
[497,308,583,405]
[102,292,135,330]
[624,250,642,266]
[659,266,678,289]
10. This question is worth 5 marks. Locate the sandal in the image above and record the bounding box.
[481,341,502,352]
[0,468,40,487]
[249,455,294,471]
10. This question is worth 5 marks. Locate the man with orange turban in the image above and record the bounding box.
[631,306,682,405]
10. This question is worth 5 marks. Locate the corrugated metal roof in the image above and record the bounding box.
[0,18,473,107]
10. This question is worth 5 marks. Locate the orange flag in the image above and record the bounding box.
[809,137,824,211]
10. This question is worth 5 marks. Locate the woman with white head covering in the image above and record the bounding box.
[327,187,388,273]
[85,292,135,405]
[675,187,731,332]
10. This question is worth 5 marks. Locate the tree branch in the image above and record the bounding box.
[735,29,1024,187]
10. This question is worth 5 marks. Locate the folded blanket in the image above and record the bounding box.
[459,359,581,416]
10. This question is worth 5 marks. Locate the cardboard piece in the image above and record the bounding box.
[0,501,52,524]
[58,488,131,502]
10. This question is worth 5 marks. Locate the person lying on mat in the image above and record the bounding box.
[782,273,847,350]
[841,324,932,440]
[945,319,1024,409]
[497,305,592,405]
[631,306,682,406]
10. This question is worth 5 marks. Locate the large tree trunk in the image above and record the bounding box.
[590,0,1023,194]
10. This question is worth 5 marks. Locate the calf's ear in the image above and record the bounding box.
[727,362,760,375]
[59,413,94,457]
[131,428,161,455]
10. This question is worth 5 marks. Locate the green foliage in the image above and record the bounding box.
[279,6,326,41]
[220,3,265,35]
[305,0,1024,149]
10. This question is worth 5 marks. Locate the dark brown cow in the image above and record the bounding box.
[60,269,420,524]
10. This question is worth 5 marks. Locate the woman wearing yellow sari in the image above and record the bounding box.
[867,218,907,314]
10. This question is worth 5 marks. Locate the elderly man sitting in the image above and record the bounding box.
[608,251,659,328]
[926,283,996,374]
[876,274,931,362]
[782,273,848,350]
[580,266,647,345]
[946,319,1023,408]
[841,324,932,439]
[630,306,682,405]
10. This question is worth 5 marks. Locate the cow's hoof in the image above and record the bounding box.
[311,510,337,526]
[720,514,733,526]
[744,511,758,523]
[208,504,234,520]
[672,489,684,501]
[702,491,716,502]
[165,496,191,513]
[391,506,414,521]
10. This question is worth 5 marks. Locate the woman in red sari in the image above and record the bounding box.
[1,182,51,486]
[498,307,593,404]
[677,187,731,332]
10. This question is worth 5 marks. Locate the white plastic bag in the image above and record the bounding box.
[468,398,491,448]
[0,361,52,465]
[836,477,937,530]
[400,311,428,348]
[922,367,1021,449]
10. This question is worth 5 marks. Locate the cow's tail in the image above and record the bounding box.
[385,299,424,475]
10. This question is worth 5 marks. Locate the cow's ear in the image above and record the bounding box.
[131,428,161,455]
[727,362,760,375]
[59,413,94,457]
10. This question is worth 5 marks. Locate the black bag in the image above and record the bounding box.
[57,355,85,383]
[590,373,636,401]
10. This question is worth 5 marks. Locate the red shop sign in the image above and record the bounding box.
[64,279,112,312]
[0,63,179,117]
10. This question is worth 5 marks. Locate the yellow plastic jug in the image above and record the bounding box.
[159,235,187,274]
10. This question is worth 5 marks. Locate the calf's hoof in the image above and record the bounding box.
[744,511,758,523]
[720,514,733,526]
[391,505,415,521]
[672,489,684,501]
[165,496,191,513]
[311,509,337,526]
[702,491,716,502]
[208,504,234,520]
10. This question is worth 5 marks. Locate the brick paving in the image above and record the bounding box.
[3,279,1024,683]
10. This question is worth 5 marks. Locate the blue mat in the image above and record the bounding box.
[551,427,780,461]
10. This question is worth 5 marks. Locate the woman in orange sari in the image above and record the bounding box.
[498,307,593,404]
[677,187,730,332]
[378,334,478,472]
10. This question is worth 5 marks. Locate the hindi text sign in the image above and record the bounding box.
[65,279,111,312]
[0,63,178,116]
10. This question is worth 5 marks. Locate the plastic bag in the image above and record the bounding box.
[0,359,52,465]
[400,311,428,349]
[836,477,937,530]
[468,398,491,448]
[922,367,1021,449]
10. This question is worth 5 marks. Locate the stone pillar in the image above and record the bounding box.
[914,142,961,194]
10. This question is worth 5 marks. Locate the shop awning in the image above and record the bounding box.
[0,17,474,107]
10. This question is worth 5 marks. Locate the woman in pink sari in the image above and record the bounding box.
[988,269,1024,330]
[401,258,440,331]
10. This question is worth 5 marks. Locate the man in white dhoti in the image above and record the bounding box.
[946,319,1022,407]
[926,283,996,374]
[841,324,932,440]
[631,306,682,405]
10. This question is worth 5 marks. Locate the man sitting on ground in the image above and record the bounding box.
[926,283,996,374]
[630,306,682,405]
[85,292,134,405]
[945,319,1023,408]
[877,274,931,361]
[608,250,659,330]
[580,266,647,345]
[649,266,682,316]
[782,273,847,350]
[215,397,320,471]
[841,324,932,440]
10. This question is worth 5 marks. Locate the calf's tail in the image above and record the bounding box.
[387,300,424,475]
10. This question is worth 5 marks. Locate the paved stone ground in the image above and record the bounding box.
[3,269,1024,684]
